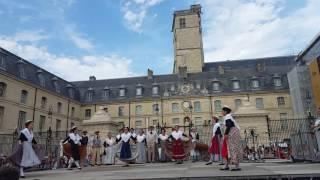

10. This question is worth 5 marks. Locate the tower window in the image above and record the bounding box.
[179,18,186,28]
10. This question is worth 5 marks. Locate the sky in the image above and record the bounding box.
[0,0,319,81]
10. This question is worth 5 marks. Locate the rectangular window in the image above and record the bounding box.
[39,115,46,132]
[18,111,26,130]
[18,65,26,79]
[152,104,159,114]
[41,97,47,109]
[213,82,220,91]
[136,87,142,96]
[135,105,142,115]
[0,82,7,97]
[56,119,61,132]
[57,102,62,114]
[277,97,285,107]
[85,109,91,119]
[280,113,288,130]
[135,120,142,128]
[71,107,75,117]
[232,81,240,90]
[152,119,158,126]
[235,99,242,109]
[0,106,4,128]
[179,18,186,28]
[256,98,264,109]
[20,90,28,104]
[0,56,6,70]
[118,106,124,117]
[152,86,159,95]
[274,78,282,87]
[172,103,179,113]
[193,101,201,112]
[214,100,222,112]
[119,89,125,97]
[194,117,202,126]
[172,118,180,125]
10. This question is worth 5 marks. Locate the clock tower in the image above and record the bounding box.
[172,4,204,74]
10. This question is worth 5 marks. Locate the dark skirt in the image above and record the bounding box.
[71,143,80,161]
[120,142,131,159]
[172,139,185,160]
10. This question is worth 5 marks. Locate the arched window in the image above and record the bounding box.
[0,82,7,97]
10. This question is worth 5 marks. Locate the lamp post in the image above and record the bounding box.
[47,105,53,158]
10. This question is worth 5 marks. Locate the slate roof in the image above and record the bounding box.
[0,47,80,101]
[0,47,296,104]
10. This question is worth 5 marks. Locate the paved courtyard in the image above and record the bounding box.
[23,160,320,180]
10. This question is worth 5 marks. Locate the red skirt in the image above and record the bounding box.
[172,139,185,160]
[221,137,228,158]
[208,136,220,154]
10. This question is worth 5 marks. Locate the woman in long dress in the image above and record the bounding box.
[102,132,116,165]
[116,127,137,167]
[220,106,242,171]
[168,125,188,164]
[9,120,41,178]
[158,128,168,162]
[63,126,82,170]
[206,116,222,165]
[135,129,147,164]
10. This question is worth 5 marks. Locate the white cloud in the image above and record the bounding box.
[0,34,136,81]
[200,0,320,61]
[65,25,94,51]
[121,0,164,33]
[13,30,49,42]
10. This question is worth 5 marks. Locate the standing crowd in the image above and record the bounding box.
[6,105,243,178]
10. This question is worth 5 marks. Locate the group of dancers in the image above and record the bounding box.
[8,105,242,178]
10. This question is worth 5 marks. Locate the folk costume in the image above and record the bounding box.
[146,129,158,163]
[136,133,147,164]
[63,127,82,170]
[208,121,222,163]
[90,132,102,166]
[169,129,187,164]
[190,129,200,162]
[9,121,41,178]
[102,136,116,165]
[158,133,169,162]
[80,131,89,166]
[116,131,137,166]
[221,106,241,171]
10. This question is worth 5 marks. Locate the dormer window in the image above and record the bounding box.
[0,55,6,70]
[212,79,220,91]
[232,78,240,90]
[102,87,110,98]
[251,77,260,89]
[273,74,282,87]
[86,88,94,101]
[136,84,143,96]
[170,84,176,92]
[195,82,201,90]
[152,84,159,96]
[37,70,45,87]
[17,60,26,79]
[52,77,60,93]
[119,86,126,97]
[67,84,74,98]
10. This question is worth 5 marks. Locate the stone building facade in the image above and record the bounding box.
[0,4,300,138]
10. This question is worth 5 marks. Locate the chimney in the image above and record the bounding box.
[147,69,153,80]
[178,66,188,79]
[89,76,96,81]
